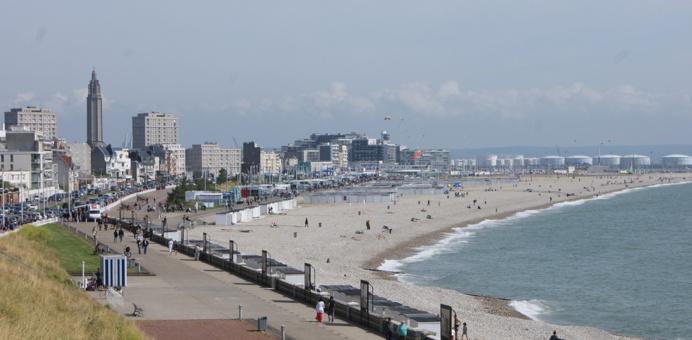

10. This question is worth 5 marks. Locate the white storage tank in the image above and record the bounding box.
[620,154,651,169]
[539,156,565,169]
[478,154,498,168]
[594,154,621,167]
[514,155,525,168]
[565,155,593,166]
[523,157,539,167]
[662,154,692,168]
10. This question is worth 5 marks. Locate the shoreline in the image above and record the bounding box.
[366,177,692,321]
[186,173,690,339]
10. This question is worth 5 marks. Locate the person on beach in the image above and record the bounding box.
[315,298,325,322]
[460,322,468,340]
[549,330,563,340]
[327,296,336,323]
[366,220,371,230]
[305,218,309,228]
[454,314,460,338]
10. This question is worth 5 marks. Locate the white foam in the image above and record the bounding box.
[378,259,404,272]
[510,299,548,320]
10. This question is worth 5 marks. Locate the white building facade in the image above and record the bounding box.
[132,112,179,149]
[4,106,57,140]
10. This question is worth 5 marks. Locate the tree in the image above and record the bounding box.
[217,168,228,185]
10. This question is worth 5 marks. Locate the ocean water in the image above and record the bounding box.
[384,182,692,340]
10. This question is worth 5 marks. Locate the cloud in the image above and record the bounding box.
[223,81,692,123]
[438,81,461,98]
[230,82,375,119]
[13,92,35,104]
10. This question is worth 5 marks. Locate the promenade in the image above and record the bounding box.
[70,189,382,340]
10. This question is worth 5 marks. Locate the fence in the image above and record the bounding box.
[109,216,435,339]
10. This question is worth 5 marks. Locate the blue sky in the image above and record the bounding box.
[1,0,691,149]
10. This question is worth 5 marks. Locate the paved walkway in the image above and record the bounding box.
[72,190,382,340]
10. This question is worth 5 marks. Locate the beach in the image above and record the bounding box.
[187,173,689,339]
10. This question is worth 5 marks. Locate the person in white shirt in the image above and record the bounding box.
[315,298,325,322]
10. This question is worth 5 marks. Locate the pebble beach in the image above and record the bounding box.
[187,173,690,339]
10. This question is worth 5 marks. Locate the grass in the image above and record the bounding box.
[0,225,147,340]
[40,223,101,274]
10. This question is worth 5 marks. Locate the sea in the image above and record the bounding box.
[381,181,692,340]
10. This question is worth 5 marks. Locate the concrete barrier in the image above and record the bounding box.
[105,188,157,212]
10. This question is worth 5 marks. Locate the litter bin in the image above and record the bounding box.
[257,316,268,331]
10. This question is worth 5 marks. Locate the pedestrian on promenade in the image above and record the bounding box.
[136,236,142,254]
[383,317,393,340]
[305,218,309,228]
[113,229,118,242]
[327,296,336,323]
[142,239,149,255]
[168,239,174,256]
[92,227,97,242]
[118,229,124,242]
[194,245,201,261]
[315,298,325,322]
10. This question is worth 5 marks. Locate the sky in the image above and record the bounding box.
[1,0,692,149]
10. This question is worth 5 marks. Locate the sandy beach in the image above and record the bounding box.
[185,173,690,339]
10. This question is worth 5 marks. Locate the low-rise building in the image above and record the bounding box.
[0,129,57,199]
[260,150,282,175]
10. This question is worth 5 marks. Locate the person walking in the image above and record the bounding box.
[315,298,325,323]
[454,313,461,339]
[142,238,149,255]
[168,239,174,256]
[136,236,142,254]
[327,296,336,323]
[305,218,309,228]
[383,317,393,340]
[118,228,124,242]
[194,245,201,261]
[113,229,118,242]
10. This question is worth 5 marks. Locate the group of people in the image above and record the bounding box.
[314,296,336,323]
[383,317,409,339]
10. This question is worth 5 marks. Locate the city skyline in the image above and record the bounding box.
[1,1,692,149]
